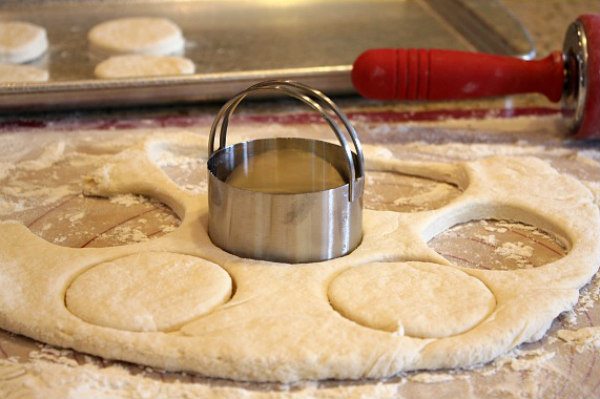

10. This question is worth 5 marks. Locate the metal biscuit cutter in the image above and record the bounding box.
[207,81,365,263]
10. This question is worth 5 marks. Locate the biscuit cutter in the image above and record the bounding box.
[207,81,364,263]
[352,14,600,139]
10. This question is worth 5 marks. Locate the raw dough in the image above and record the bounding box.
[65,252,232,332]
[88,17,184,56]
[0,63,48,82]
[0,133,599,382]
[94,54,195,79]
[328,261,496,338]
[0,21,48,63]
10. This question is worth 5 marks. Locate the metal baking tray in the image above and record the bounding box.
[0,0,534,111]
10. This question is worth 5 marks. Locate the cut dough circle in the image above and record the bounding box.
[0,21,48,64]
[94,54,195,79]
[88,17,185,56]
[65,252,232,332]
[328,261,496,338]
[0,63,48,82]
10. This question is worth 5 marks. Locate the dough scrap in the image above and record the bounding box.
[94,54,195,79]
[0,132,599,382]
[328,261,496,338]
[65,252,232,332]
[0,21,48,64]
[88,17,184,56]
[0,63,48,82]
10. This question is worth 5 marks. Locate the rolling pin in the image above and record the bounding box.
[351,14,600,139]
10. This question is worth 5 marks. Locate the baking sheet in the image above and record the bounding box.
[0,0,534,110]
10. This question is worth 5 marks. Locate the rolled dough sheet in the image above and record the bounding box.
[0,132,598,384]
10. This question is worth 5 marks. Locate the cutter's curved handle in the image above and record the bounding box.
[208,80,364,202]
[352,49,564,102]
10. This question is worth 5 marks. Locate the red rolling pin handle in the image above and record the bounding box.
[352,49,564,103]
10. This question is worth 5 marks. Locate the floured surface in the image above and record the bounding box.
[0,117,600,397]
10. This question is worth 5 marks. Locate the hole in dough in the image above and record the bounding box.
[0,143,181,248]
[364,171,462,212]
[25,194,180,248]
[328,261,495,338]
[429,219,568,270]
[65,252,232,332]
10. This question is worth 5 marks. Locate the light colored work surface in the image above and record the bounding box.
[0,108,600,397]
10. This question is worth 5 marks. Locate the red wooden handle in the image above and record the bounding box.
[351,49,565,102]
